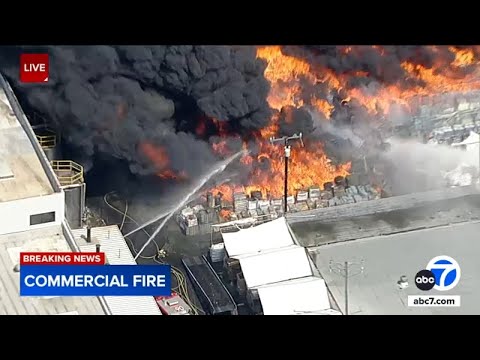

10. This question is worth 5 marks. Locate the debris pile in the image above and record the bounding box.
[178,204,219,236]
[177,175,383,236]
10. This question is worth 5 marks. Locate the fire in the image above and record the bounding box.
[212,140,230,156]
[450,47,475,67]
[206,46,355,202]
[219,208,233,220]
[209,184,235,201]
[257,46,480,118]
[256,46,338,118]
[311,98,335,119]
[208,45,480,207]
[349,46,480,115]
[196,120,206,136]
[139,142,186,180]
[243,142,350,200]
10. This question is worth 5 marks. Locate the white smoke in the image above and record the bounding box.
[381,137,479,193]
[308,109,364,148]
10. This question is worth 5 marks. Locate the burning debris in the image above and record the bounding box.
[178,174,382,236]
[2,45,480,210]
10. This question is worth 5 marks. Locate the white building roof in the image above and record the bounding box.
[235,245,313,288]
[0,86,54,202]
[222,217,295,257]
[256,276,332,315]
[0,225,105,315]
[72,225,162,315]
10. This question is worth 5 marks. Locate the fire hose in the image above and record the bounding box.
[103,191,204,315]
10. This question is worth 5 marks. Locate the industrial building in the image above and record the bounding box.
[72,226,162,315]
[0,74,161,315]
[0,76,107,315]
[218,217,342,315]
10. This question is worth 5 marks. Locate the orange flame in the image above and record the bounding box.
[196,119,206,136]
[139,142,186,180]
[210,46,480,208]
[212,118,229,137]
[212,140,231,156]
[351,46,480,115]
[257,46,336,118]
[219,208,233,220]
[257,46,480,117]
[209,46,480,205]
[206,46,353,202]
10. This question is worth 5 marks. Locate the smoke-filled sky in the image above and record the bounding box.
[288,45,480,86]
[1,45,479,184]
[0,45,272,176]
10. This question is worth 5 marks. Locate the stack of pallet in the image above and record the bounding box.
[179,207,200,236]
[248,199,258,217]
[309,187,321,200]
[323,183,382,207]
[233,191,248,213]
[270,198,283,209]
[180,205,220,236]
[296,190,308,202]
[258,199,270,213]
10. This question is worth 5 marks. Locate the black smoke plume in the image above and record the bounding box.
[2,45,477,188]
[0,45,272,177]
[279,45,480,125]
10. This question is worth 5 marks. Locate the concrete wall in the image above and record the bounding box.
[287,185,480,225]
[0,191,65,235]
[43,146,62,162]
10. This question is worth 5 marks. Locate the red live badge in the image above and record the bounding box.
[20,54,49,83]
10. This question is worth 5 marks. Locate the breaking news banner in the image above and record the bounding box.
[19,252,171,297]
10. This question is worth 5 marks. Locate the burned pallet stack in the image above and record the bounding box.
[179,204,219,236]
[179,173,386,236]
[327,183,380,207]
[233,191,247,213]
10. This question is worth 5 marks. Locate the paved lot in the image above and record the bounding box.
[310,221,480,315]
[290,192,480,247]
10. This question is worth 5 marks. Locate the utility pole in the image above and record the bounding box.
[329,259,364,316]
[269,133,304,214]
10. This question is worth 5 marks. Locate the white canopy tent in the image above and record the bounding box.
[219,216,340,315]
[222,217,296,257]
[256,276,333,315]
[234,245,313,289]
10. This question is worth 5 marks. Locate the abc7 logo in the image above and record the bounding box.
[415,256,461,291]
[415,270,436,291]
